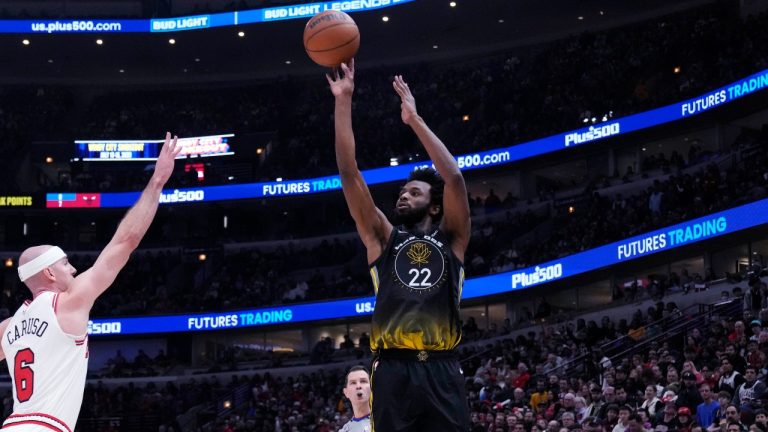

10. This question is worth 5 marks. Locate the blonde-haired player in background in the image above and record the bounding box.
[0,132,180,432]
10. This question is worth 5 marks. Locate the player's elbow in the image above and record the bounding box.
[113,232,142,251]
[443,172,466,187]
[337,166,361,181]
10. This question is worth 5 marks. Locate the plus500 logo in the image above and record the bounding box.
[511,264,563,289]
[88,321,122,335]
[160,189,205,203]
[565,123,620,147]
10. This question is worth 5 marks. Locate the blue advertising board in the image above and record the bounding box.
[87,198,768,335]
[0,0,416,33]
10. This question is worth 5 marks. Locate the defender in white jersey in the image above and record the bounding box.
[339,366,371,432]
[0,132,180,432]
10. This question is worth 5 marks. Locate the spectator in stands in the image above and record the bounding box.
[698,384,721,429]
[719,357,745,395]
[732,366,766,414]
[678,371,704,414]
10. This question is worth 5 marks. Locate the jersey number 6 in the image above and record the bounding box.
[14,348,35,403]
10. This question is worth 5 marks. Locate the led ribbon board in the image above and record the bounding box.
[74,134,234,162]
[0,0,415,33]
[86,198,768,335]
[47,68,768,208]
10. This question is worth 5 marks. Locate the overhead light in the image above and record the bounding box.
[382,16,389,22]
[276,177,283,182]
[462,115,470,122]
[45,156,54,163]
[285,60,292,64]
[22,39,29,45]
[449,1,457,6]
[390,157,399,167]
[47,59,53,64]
[599,10,605,15]
[119,69,125,73]
[5,258,13,268]
[198,254,207,261]
[498,19,505,23]
[577,16,584,20]
[96,39,103,45]
[183,68,188,73]
[256,148,263,155]
[194,57,200,62]
[432,45,439,49]
[673,66,681,74]
[238,31,245,37]
[169,38,176,45]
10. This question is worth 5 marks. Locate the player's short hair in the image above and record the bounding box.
[345,365,370,386]
[406,167,445,222]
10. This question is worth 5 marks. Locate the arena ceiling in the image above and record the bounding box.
[0,0,713,85]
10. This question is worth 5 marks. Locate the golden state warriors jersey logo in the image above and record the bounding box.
[393,236,447,293]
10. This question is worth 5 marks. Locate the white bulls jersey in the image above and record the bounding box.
[1,291,88,432]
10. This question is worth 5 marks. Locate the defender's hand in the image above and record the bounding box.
[152,132,181,184]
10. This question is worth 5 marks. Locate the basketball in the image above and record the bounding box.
[303,10,360,67]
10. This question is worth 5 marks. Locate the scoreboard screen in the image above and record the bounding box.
[74,134,234,161]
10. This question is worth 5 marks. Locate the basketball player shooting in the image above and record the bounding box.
[327,60,471,431]
[0,132,180,432]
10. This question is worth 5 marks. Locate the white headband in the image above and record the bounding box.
[18,246,67,282]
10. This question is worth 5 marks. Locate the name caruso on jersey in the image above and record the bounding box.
[6,318,49,345]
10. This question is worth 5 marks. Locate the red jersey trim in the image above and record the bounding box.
[5,412,71,432]
[52,293,59,314]
[2,420,64,432]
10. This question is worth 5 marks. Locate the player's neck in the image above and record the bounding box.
[31,287,58,299]
[402,218,436,235]
[352,405,370,420]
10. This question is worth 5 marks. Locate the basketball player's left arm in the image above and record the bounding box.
[66,133,181,311]
[0,318,9,361]
[393,75,471,261]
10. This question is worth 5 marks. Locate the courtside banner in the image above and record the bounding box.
[0,0,416,33]
[87,198,768,335]
[46,68,768,208]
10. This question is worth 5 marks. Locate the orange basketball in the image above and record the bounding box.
[303,10,360,67]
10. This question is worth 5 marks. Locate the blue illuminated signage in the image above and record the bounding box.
[47,68,768,208]
[0,0,416,34]
[87,198,768,336]
[88,297,377,335]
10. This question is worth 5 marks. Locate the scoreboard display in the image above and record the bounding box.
[74,134,234,161]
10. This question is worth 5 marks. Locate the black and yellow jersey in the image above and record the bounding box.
[369,227,464,351]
